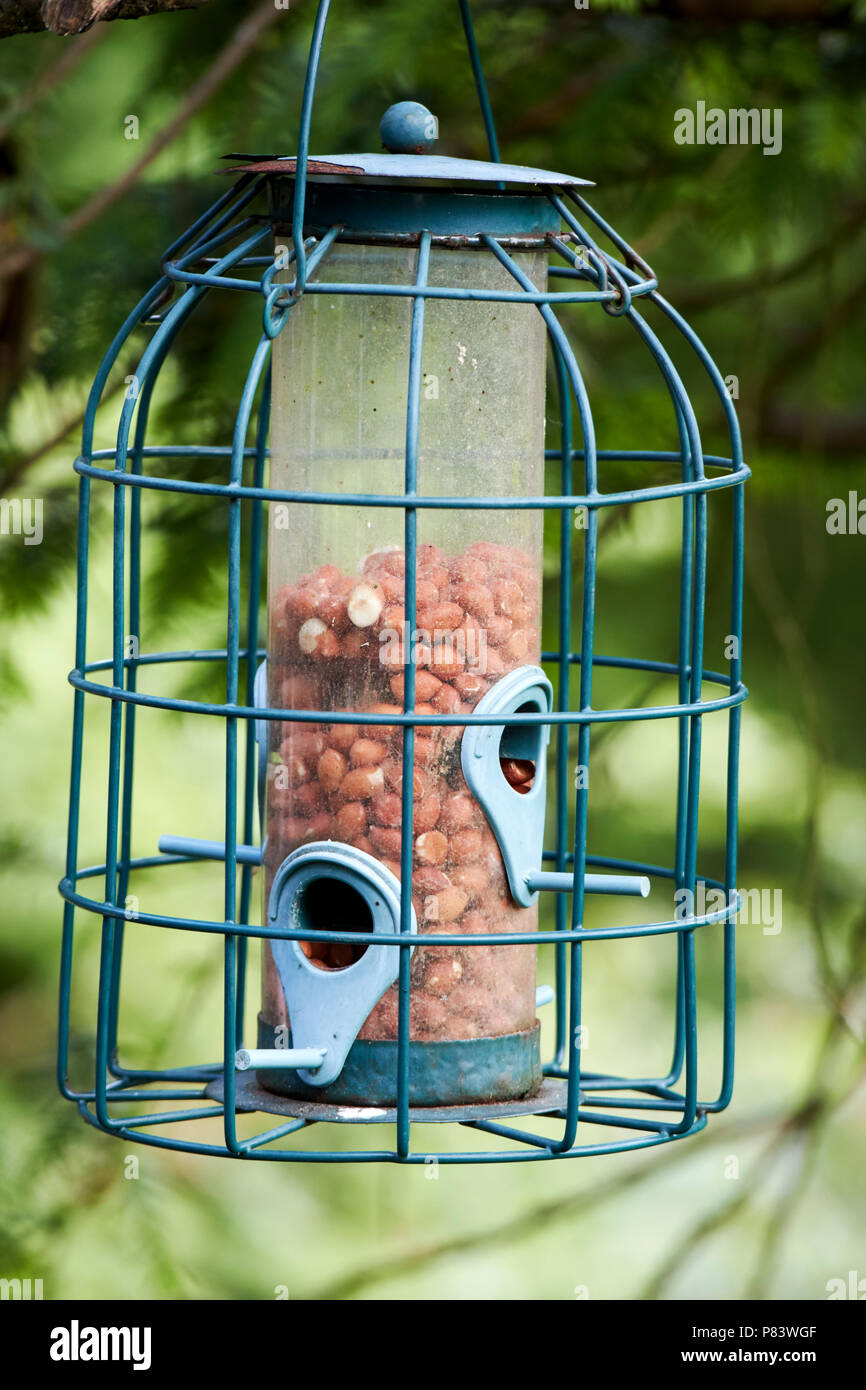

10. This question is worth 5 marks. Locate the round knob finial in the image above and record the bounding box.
[379,101,438,155]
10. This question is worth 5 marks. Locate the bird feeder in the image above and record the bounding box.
[58,2,748,1162]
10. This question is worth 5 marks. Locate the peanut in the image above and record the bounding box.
[413,736,439,767]
[451,864,488,904]
[280,729,326,761]
[456,581,494,621]
[413,865,451,894]
[467,540,509,563]
[417,543,444,567]
[440,793,477,833]
[341,629,375,661]
[485,614,513,646]
[414,579,440,607]
[318,595,351,633]
[479,647,505,677]
[340,765,385,801]
[369,825,403,858]
[269,781,295,812]
[418,563,449,590]
[450,828,485,863]
[502,629,529,663]
[453,671,488,701]
[429,640,465,681]
[416,601,464,632]
[347,581,384,628]
[298,618,340,658]
[365,702,402,744]
[317,748,347,792]
[382,759,427,798]
[432,682,461,715]
[314,629,341,658]
[376,572,405,602]
[415,830,448,865]
[369,791,402,827]
[349,738,387,767]
[288,587,322,624]
[301,812,331,841]
[313,563,343,589]
[298,617,326,654]
[413,793,441,833]
[293,782,324,816]
[335,801,368,839]
[380,550,406,576]
[380,603,405,630]
[423,886,467,924]
[328,721,359,751]
[501,757,535,790]
[451,556,487,584]
[275,753,310,786]
[389,671,442,703]
[462,911,492,938]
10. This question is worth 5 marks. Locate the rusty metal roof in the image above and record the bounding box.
[221,152,592,187]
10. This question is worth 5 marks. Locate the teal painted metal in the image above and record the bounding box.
[57,0,746,1163]
[269,180,562,241]
[255,1018,542,1109]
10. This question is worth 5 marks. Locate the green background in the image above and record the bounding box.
[0,0,864,1300]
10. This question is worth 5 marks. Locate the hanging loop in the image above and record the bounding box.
[600,254,633,317]
[262,284,294,340]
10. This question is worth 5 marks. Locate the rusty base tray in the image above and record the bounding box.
[205,1071,569,1125]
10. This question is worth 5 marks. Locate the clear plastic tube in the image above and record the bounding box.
[263,239,546,1057]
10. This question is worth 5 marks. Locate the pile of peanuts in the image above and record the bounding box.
[263,540,541,1044]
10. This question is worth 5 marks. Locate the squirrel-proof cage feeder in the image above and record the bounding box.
[58,2,748,1162]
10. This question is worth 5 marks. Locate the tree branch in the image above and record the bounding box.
[762,404,866,454]
[0,0,209,38]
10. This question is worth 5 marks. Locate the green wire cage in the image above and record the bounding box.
[57,0,748,1164]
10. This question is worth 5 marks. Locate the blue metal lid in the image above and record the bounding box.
[224,152,592,189]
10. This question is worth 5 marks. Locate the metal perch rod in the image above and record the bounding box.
[158,836,650,896]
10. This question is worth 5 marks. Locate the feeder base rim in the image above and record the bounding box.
[205,1072,568,1125]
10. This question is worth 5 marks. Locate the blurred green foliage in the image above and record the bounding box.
[0,0,864,1300]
